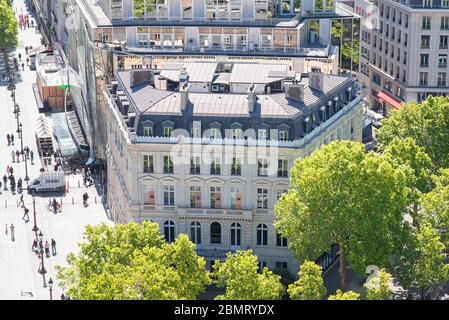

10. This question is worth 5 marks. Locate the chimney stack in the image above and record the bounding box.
[247,83,256,113]
[180,82,189,111]
[308,67,324,92]
[284,81,306,103]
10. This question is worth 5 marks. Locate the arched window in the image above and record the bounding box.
[164,220,175,243]
[190,221,201,245]
[230,222,242,247]
[210,222,221,244]
[256,224,268,246]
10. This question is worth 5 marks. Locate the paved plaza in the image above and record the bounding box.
[0,0,113,300]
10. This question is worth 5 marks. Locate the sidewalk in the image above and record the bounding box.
[0,0,113,300]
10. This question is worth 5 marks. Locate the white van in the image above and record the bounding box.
[27,172,66,194]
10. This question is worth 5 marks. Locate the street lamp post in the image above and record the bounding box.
[14,104,20,134]
[48,277,53,300]
[32,193,39,240]
[18,123,30,182]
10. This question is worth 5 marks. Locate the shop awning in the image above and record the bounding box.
[377,90,402,110]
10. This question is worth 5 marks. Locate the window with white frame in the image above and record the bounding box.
[211,157,221,175]
[190,221,201,245]
[256,224,268,246]
[230,187,242,209]
[143,155,154,173]
[163,185,175,206]
[256,188,268,209]
[210,186,222,209]
[230,222,242,247]
[258,159,269,176]
[190,186,201,208]
[164,220,175,243]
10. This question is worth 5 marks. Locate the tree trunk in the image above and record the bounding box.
[339,248,347,292]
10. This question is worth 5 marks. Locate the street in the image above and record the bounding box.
[0,0,113,300]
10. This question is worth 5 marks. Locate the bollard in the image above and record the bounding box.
[95,197,97,204]
[5,200,7,208]
[72,197,74,205]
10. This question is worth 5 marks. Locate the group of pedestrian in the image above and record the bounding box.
[6,133,15,146]
[32,238,57,257]
[18,13,30,30]
[3,166,17,194]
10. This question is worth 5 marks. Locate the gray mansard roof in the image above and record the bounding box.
[111,65,358,141]
[116,71,351,119]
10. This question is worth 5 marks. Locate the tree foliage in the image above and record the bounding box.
[328,290,360,300]
[288,260,326,300]
[213,250,284,300]
[56,222,210,300]
[377,96,449,170]
[364,269,394,300]
[275,141,410,289]
[0,0,18,50]
[413,223,449,298]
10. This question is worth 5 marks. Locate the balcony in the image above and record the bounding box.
[124,43,332,58]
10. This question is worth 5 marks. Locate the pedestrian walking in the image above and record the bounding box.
[25,46,28,55]
[7,134,10,145]
[9,167,13,175]
[51,238,56,255]
[11,150,15,163]
[11,134,14,145]
[25,147,30,159]
[22,207,29,222]
[32,239,38,252]
[5,224,8,236]
[38,239,43,250]
[3,175,7,190]
[44,241,50,257]
[19,194,24,207]
[10,224,14,241]
[21,63,24,71]
[60,293,65,300]
[18,53,21,61]
[30,150,34,164]
[16,150,20,163]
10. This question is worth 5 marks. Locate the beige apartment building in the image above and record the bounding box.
[357,0,449,113]
[104,61,363,273]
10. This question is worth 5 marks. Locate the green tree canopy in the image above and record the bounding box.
[0,0,18,50]
[377,96,449,170]
[413,223,449,298]
[364,269,394,300]
[56,222,210,299]
[421,182,449,245]
[275,141,410,290]
[213,250,284,300]
[288,260,326,300]
[328,290,360,300]
[383,137,434,194]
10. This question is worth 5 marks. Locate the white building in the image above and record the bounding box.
[104,61,364,274]
[357,0,449,113]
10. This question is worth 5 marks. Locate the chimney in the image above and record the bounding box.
[179,67,189,83]
[247,83,256,113]
[180,82,189,111]
[308,67,324,92]
[129,69,152,88]
[284,81,306,103]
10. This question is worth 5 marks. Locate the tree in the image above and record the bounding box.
[275,141,410,291]
[421,182,449,246]
[288,260,326,300]
[56,222,210,299]
[0,0,18,69]
[383,137,434,194]
[413,223,449,299]
[328,290,360,300]
[364,269,394,300]
[213,250,284,300]
[377,96,449,170]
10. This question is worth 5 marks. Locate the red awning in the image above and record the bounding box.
[377,90,402,110]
